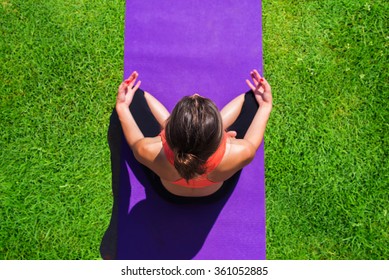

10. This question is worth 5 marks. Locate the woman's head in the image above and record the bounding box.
[165,94,224,181]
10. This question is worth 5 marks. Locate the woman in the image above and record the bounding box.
[115,69,272,199]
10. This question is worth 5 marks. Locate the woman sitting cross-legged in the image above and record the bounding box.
[115,69,272,199]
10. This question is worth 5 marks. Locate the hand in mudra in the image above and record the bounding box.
[246,69,272,109]
[116,71,142,109]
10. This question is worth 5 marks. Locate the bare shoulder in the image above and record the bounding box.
[133,136,163,163]
[133,136,180,181]
[222,138,256,168]
[208,137,256,182]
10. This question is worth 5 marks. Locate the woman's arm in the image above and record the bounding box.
[144,91,170,128]
[211,70,273,181]
[243,69,273,154]
[115,72,177,180]
[243,105,271,155]
[115,71,144,148]
[220,93,245,130]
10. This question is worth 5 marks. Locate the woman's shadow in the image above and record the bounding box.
[100,109,240,260]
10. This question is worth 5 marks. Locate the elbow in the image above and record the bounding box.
[132,141,146,164]
[243,143,257,165]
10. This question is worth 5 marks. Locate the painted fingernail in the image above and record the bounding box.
[260,78,264,82]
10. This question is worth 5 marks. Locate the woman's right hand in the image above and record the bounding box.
[245,69,272,110]
[116,71,141,111]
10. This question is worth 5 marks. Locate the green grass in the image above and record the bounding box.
[263,0,388,259]
[0,0,124,259]
[1,0,388,259]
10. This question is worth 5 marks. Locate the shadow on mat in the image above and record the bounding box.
[100,112,239,260]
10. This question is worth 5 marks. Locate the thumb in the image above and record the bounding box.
[226,130,237,138]
[117,82,127,102]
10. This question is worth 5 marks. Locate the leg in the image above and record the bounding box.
[227,90,259,139]
[101,89,163,259]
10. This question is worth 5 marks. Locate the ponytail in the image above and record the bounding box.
[174,152,206,182]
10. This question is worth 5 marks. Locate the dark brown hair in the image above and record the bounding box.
[165,95,224,181]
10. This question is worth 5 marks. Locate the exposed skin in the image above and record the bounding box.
[115,70,272,197]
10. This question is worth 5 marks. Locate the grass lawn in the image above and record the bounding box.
[1,0,388,259]
[263,0,388,259]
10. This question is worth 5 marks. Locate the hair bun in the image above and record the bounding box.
[175,151,194,165]
[174,152,205,181]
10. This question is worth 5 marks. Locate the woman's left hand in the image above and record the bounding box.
[116,71,141,109]
[245,69,272,110]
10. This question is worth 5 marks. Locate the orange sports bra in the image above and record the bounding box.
[159,130,227,188]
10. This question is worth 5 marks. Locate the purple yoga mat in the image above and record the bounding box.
[103,0,265,260]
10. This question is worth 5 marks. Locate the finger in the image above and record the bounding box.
[250,74,263,92]
[118,80,127,94]
[253,69,262,81]
[132,80,141,92]
[126,77,136,89]
[250,70,258,85]
[253,70,264,87]
[260,76,271,92]
[246,79,256,91]
[226,130,237,138]
[125,71,138,84]
[129,73,140,88]
[252,70,269,91]
[128,78,136,88]
[250,72,259,86]
[129,71,138,80]
[117,82,127,101]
